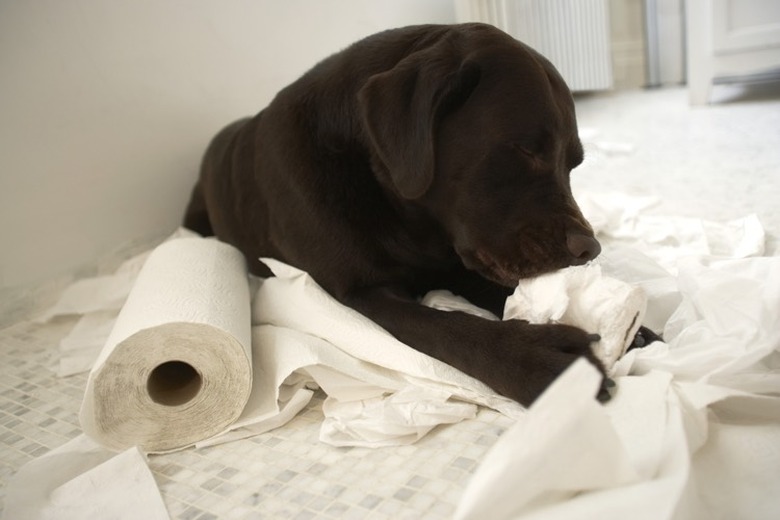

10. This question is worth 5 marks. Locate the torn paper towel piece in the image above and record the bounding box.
[320,385,477,447]
[2,434,169,520]
[80,237,254,453]
[626,255,780,389]
[56,310,118,377]
[455,367,700,520]
[504,263,647,371]
[455,359,639,520]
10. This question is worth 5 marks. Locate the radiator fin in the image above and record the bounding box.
[458,0,613,91]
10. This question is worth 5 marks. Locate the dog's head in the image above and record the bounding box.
[359,23,600,285]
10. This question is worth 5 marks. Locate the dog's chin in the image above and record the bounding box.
[458,248,559,287]
[474,250,523,287]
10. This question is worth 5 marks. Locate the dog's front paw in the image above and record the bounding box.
[489,322,609,406]
[627,325,663,351]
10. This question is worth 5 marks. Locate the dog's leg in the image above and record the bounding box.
[345,286,608,406]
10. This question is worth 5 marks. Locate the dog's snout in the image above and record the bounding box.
[566,232,601,265]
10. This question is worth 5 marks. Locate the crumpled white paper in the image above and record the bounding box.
[455,359,641,520]
[576,191,765,273]
[320,385,477,447]
[454,193,780,519]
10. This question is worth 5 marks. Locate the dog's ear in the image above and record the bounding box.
[359,44,481,199]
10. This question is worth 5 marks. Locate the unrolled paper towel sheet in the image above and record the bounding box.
[254,258,521,419]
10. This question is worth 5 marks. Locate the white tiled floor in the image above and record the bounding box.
[2,83,779,518]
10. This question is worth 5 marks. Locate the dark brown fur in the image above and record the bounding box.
[184,23,607,406]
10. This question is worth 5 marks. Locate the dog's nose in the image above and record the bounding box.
[566,232,601,265]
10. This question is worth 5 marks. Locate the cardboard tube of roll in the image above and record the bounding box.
[79,237,252,453]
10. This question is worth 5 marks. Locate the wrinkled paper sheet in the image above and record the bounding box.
[8,191,779,519]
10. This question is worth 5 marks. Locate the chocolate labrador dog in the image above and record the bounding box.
[184,23,607,406]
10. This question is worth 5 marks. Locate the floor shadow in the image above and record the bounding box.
[710,74,780,105]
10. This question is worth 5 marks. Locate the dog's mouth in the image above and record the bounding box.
[474,249,523,287]
[460,247,560,287]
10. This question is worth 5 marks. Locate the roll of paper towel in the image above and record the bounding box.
[79,238,252,453]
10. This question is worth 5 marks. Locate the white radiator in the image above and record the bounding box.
[455,0,613,91]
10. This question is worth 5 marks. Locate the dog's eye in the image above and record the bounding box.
[507,142,548,169]
[514,146,548,171]
[516,146,533,157]
[509,142,537,158]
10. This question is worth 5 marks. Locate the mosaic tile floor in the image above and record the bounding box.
[0,316,513,519]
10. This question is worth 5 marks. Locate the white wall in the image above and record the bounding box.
[655,0,684,85]
[0,0,455,296]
